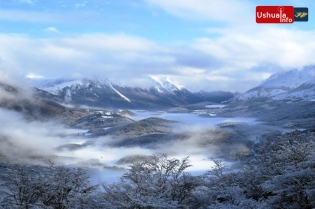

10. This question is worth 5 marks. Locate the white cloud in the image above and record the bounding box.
[0,9,101,24]
[143,0,315,91]
[193,25,315,70]
[0,33,174,88]
[0,9,64,23]
[25,73,44,79]
[0,25,315,92]
[60,33,165,52]
[44,27,59,33]
[75,1,88,9]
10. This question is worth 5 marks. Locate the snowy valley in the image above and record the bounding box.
[0,67,315,208]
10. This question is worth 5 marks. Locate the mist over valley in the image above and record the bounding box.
[1,0,315,206]
[1,67,315,175]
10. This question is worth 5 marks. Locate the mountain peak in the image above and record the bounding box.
[149,76,184,93]
[237,66,315,101]
[259,68,313,89]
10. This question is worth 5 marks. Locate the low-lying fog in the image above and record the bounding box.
[0,107,285,183]
[131,109,259,126]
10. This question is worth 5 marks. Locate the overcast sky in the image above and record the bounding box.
[0,0,314,92]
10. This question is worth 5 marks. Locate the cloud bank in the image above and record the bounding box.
[0,0,314,92]
[0,26,314,92]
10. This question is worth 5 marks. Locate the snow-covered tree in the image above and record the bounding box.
[250,130,315,208]
[0,164,44,209]
[40,161,99,209]
[191,130,315,209]
[0,162,99,209]
[102,153,198,209]
[2,130,315,208]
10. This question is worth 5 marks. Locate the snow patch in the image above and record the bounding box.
[149,75,184,93]
[102,116,114,119]
[38,79,82,95]
[64,89,72,102]
[110,85,131,102]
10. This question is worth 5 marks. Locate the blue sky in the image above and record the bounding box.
[0,0,315,92]
[0,0,225,42]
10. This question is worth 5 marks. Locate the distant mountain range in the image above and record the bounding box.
[28,77,234,109]
[25,65,315,108]
[237,66,315,101]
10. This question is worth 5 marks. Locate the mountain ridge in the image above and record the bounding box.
[27,77,235,109]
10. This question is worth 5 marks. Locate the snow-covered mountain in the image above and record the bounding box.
[149,76,183,93]
[30,78,84,96]
[29,77,183,97]
[27,77,234,109]
[274,78,315,101]
[237,66,315,101]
